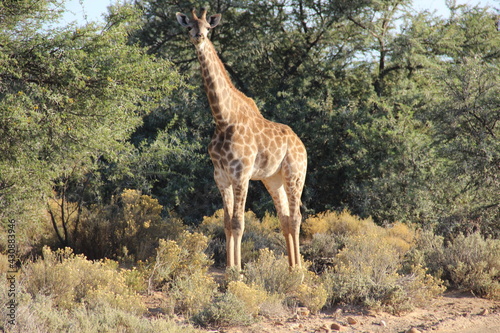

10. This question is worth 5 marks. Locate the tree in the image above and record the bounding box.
[130,0,499,234]
[0,1,180,252]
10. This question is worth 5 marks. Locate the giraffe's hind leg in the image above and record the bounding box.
[262,173,301,268]
[284,179,303,268]
[282,151,307,268]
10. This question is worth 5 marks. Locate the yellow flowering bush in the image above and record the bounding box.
[295,277,328,314]
[170,270,218,316]
[227,281,267,316]
[22,246,145,314]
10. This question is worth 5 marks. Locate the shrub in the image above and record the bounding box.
[385,222,416,255]
[301,233,340,272]
[406,229,446,279]
[114,189,184,261]
[198,209,226,266]
[147,231,217,316]
[243,249,327,313]
[301,213,329,239]
[147,231,212,289]
[22,246,145,314]
[244,249,303,297]
[73,189,185,261]
[193,293,255,327]
[443,233,500,299]
[295,277,328,314]
[227,281,267,316]
[322,235,444,314]
[5,293,201,333]
[302,210,416,272]
[169,271,218,317]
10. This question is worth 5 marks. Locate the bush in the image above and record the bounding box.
[302,210,416,272]
[227,281,268,316]
[406,229,446,279]
[244,249,304,297]
[301,233,340,272]
[169,271,218,317]
[322,235,444,314]
[147,231,212,285]
[243,249,327,313]
[6,295,201,333]
[410,230,500,300]
[22,246,145,314]
[193,293,255,327]
[71,189,185,261]
[113,189,185,261]
[443,233,500,299]
[295,277,328,314]
[0,246,203,333]
[146,231,216,316]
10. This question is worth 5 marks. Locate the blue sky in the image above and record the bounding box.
[60,0,497,25]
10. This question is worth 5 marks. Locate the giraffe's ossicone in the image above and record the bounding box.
[176,8,307,270]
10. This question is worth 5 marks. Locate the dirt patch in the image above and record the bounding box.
[203,291,499,333]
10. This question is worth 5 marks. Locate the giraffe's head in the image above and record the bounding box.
[176,8,221,46]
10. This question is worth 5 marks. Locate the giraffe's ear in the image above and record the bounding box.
[208,14,221,28]
[176,12,191,27]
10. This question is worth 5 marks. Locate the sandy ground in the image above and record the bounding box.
[219,291,500,333]
[146,289,499,333]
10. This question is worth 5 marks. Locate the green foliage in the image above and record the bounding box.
[129,0,499,233]
[0,1,180,255]
[3,0,499,260]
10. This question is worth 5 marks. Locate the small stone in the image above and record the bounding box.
[347,317,357,325]
[331,322,342,331]
[379,320,387,327]
[315,324,330,332]
[406,328,421,333]
[479,308,489,316]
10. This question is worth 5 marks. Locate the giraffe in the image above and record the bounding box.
[176,8,307,270]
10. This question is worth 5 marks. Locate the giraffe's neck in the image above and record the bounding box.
[196,40,259,129]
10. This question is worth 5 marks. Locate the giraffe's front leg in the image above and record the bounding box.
[229,180,249,271]
[214,171,236,267]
